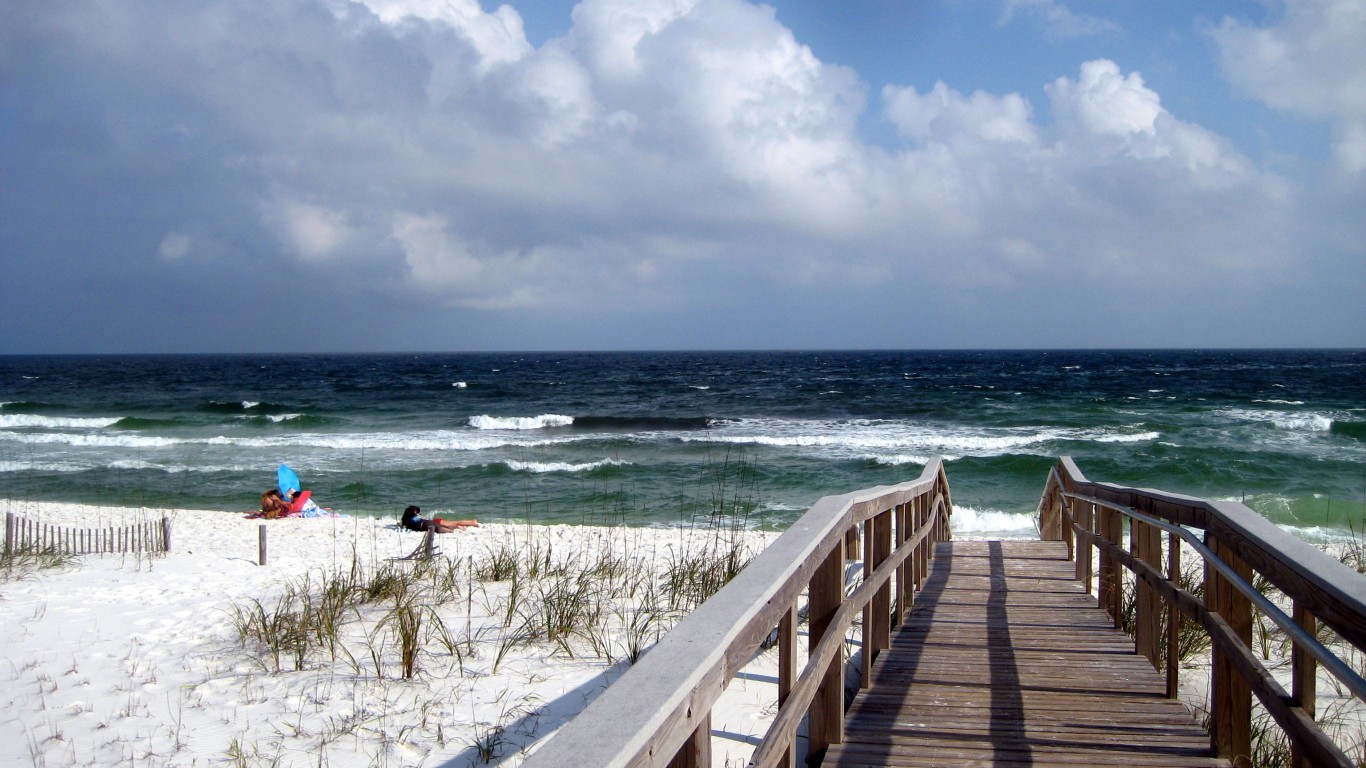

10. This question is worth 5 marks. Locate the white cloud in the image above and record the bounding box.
[1212,0,1366,173]
[392,213,547,309]
[264,199,356,262]
[998,0,1118,39]
[884,82,1037,146]
[158,232,193,261]
[1046,60,1251,179]
[1,0,1355,351]
[352,0,532,71]
[1047,60,1162,137]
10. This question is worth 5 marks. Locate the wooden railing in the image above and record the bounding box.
[4,511,171,556]
[1038,457,1366,768]
[520,458,954,768]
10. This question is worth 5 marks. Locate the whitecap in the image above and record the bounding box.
[0,414,122,429]
[950,506,1038,538]
[0,430,180,448]
[1225,408,1332,432]
[453,382,467,388]
[242,401,260,409]
[468,414,574,430]
[1089,431,1161,444]
[871,454,937,466]
[504,458,628,473]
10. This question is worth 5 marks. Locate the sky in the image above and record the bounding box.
[1,0,1363,353]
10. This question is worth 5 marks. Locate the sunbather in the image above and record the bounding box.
[400,505,478,533]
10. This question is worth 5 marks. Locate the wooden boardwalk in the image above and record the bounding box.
[823,539,1229,768]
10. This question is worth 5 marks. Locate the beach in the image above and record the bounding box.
[8,498,1366,767]
[2,502,782,767]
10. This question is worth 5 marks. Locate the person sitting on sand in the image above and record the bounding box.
[259,489,292,519]
[400,505,478,533]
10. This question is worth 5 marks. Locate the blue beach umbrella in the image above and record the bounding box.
[277,464,301,496]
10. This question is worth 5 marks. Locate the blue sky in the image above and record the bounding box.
[1,0,1363,352]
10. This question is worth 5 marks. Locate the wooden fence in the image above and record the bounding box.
[1038,456,1366,768]
[4,511,172,556]
[519,458,954,768]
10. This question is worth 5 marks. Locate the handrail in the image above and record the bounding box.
[748,495,945,768]
[521,458,953,768]
[1066,489,1366,703]
[1038,457,1366,768]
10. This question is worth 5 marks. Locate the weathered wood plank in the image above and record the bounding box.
[823,540,1227,768]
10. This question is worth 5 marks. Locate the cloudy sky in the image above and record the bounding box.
[2,0,1363,353]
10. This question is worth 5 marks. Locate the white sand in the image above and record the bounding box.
[2,502,783,767]
[10,502,1360,767]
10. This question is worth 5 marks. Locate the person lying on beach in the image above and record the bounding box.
[258,489,292,519]
[400,505,479,533]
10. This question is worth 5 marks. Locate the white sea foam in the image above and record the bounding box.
[266,413,304,423]
[949,505,1038,538]
[1090,431,1161,444]
[0,428,591,453]
[453,382,467,388]
[681,418,1157,458]
[505,458,628,474]
[0,430,181,447]
[242,401,260,409]
[468,414,575,430]
[871,454,935,466]
[0,459,91,473]
[0,414,122,429]
[1226,408,1333,432]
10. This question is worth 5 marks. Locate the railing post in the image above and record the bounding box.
[1207,533,1252,767]
[1166,530,1180,699]
[1040,476,1062,541]
[1132,510,1161,669]
[1077,500,1094,596]
[1098,505,1119,625]
[914,497,927,593]
[667,713,711,768]
[894,501,909,622]
[1062,494,1075,561]
[1291,601,1317,768]
[807,535,846,764]
[777,603,797,768]
[867,508,892,672]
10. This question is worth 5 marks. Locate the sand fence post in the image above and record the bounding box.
[258,524,268,566]
[161,516,171,553]
[4,512,13,556]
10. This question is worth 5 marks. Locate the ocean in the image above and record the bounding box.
[1,350,1363,539]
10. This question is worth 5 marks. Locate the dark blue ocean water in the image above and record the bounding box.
[1,350,1363,537]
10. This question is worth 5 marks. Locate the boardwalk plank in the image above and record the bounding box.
[822,540,1227,767]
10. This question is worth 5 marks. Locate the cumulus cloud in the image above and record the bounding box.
[0,0,1355,351]
[1211,0,1366,174]
[264,199,357,262]
[998,0,1118,39]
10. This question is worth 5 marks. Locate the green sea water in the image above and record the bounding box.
[1,350,1363,539]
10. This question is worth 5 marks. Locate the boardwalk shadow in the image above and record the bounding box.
[987,540,1029,764]
[819,540,1029,766]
